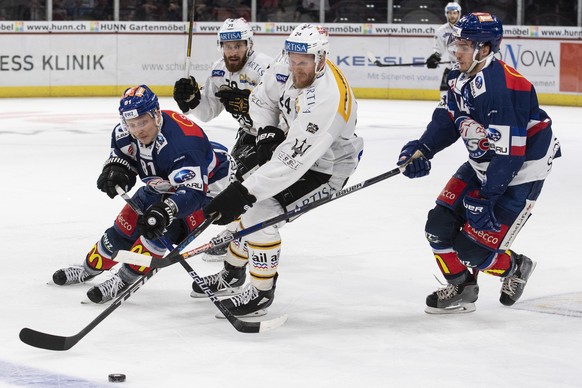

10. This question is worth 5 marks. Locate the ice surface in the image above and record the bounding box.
[1,97,581,387]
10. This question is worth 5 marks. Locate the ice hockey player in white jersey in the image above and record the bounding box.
[173,18,273,261]
[191,23,364,317]
[426,2,461,95]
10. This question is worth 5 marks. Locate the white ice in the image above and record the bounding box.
[1,97,581,388]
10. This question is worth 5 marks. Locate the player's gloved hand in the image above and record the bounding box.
[96,157,137,199]
[173,76,201,113]
[397,140,432,178]
[203,181,256,225]
[137,200,176,240]
[463,192,501,232]
[256,126,286,165]
[426,52,441,69]
[215,85,250,115]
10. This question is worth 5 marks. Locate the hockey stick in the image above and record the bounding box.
[116,187,288,333]
[19,269,159,351]
[112,167,402,269]
[184,0,194,77]
[366,51,451,67]
[18,188,213,351]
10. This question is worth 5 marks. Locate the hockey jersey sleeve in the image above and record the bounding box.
[190,64,226,122]
[417,98,459,158]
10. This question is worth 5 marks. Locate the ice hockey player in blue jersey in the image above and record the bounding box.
[397,13,561,314]
[52,85,234,303]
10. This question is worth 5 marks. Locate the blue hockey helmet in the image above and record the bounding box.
[452,12,503,53]
[119,85,160,120]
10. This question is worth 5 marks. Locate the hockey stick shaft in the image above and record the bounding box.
[185,0,194,77]
[18,189,211,351]
[19,268,159,351]
[116,187,286,333]
[114,168,401,269]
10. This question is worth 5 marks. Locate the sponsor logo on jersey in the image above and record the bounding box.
[277,150,301,170]
[291,138,312,157]
[212,69,225,77]
[470,74,487,98]
[174,168,197,183]
[275,73,289,83]
[306,122,319,133]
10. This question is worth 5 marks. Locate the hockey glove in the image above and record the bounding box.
[463,193,501,232]
[173,76,201,113]
[137,200,176,240]
[96,157,137,199]
[397,140,432,179]
[203,181,256,225]
[215,85,250,115]
[426,52,441,69]
[256,126,286,166]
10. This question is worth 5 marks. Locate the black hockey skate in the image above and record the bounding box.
[86,273,129,304]
[190,262,246,298]
[425,275,479,314]
[500,252,536,306]
[52,265,97,286]
[219,274,277,318]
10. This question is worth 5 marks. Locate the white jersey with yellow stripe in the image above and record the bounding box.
[245,55,364,202]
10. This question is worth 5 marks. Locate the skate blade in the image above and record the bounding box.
[425,303,476,314]
[215,309,267,319]
[190,287,242,299]
[201,253,226,263]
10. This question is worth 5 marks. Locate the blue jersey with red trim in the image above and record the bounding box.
[108,110,230,218]
[419,57,561,201]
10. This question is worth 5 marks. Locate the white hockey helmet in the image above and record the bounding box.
[445,2,461,18]
[285,23,329,64]
[217,18,254,57]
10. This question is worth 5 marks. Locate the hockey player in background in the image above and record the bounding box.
[191,23,364,317]
[52,85,234,303]
[426,2,462,96]
[173,18,273,262]
[397,13,561,314]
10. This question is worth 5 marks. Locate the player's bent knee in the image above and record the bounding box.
[425,205,459,247]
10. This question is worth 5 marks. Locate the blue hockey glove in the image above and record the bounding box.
[397,140,432,179]
[463,194,501,232]
[203,181,256,225]
[137,200,176,240]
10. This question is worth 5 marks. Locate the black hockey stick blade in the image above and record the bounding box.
[19,269,158,351]
[366,51,451,67]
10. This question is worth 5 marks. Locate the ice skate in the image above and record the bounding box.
[425,277,479,314]
[190,262,246,298]
[201,243,228,262]
[500,253,536,306]
[52,265,98,286]
[217,275,277,318]
[86,273,129,304]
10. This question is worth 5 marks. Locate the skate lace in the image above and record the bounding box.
[205,270,233,289]
[501,276,526,296]
[98,275,126,298]
[64,266,89,282]
[229,285,259,307]
[436,284,459,300]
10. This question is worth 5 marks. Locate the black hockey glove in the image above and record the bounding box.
[215,85,250,115]
[397,140,433,179]
[137,200,176,240]
[173,76,201,113]
[96,157,137,199]
[256,126,286,166]
[203,181,256,225]
[426,52,441,69]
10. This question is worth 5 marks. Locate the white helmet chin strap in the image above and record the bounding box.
[465,44,494,74]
